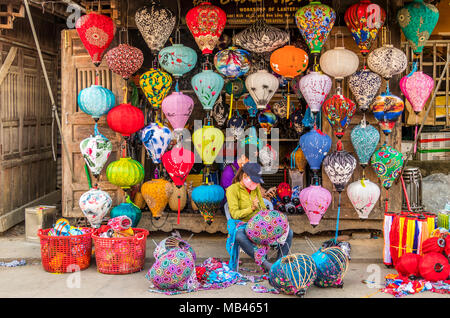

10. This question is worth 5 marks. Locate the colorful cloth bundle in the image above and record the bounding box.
[96,216,134,238]
[382,273,450,297]
[47,218,87,236]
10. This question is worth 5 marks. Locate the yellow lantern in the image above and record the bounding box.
[106,158,144,190]
[141,179,173,219]
[192,125,224,166]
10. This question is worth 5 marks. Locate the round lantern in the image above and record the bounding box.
[278,182,292,204]
[106,158,144,190]
[154,235,196,260]
[186,2,227,55]
[135,2,176,54]
[106,103,145,137]
[191,184,225,224]
[79,187,112,228]
[290,110,305,134]
[243,94,258,117]
[299,72,332,114]
[319,47,359,81]
[300,185,332,227]
[370,143,404,190]
[259,144,277,172]
[299,128,332,172]
[419,252,450,282]
[258,109,277,134]
[421,237,446,255]
[397,0,439,56]
[246,210,289,246]
[396,253,421,279]
[141,179,173,219]
[400,71,434,114]
[234,19,289,54]
[214,46,251,78]
[80,130,112,178]
[77,85,115,121]
[158,44,197,77]
[161,91,194,133]
[191,70,224,111]
[367,45,407,80]
[344,0,386,56]
[192,125,224,166]
[370,92,405,135]
[348,69,382,112]
[225,78,247,99]
[323,150,357,193]
[227,114,246,139]
[162,146,195,187]
[269,253,317,297]
[322,94,357,140]
[270,45,309,79]
[350,122,380,168]
[139,69,172,110]
[346,179,381,219]
[245,70,279,110]
[110,196,142,227]
[272,99,294,119]
[312,247,349,288]
[75,12,116,66]
[140,123,172,164]
[105,44,144,80]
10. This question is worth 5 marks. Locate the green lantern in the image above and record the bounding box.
[106,157,144,190]
[370,143,404,190]
[397,0,439,56]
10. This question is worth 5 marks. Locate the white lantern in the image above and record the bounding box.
[245,70,279,109]
[346,179,380,219]
[367,44,407,80]
[320,47,359,81]
[79,187,112,228]
[299,71,332,113]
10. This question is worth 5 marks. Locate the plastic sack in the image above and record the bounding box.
[422,173,450,213]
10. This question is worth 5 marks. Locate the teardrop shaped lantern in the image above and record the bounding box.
[350,122,380,169]
[75,12,116,67]
[397,0,439,56]
[370,92,405,136]
[270,45,309,79]
[161,91,194,133]
[245,70,279,110]
[212,96,228,126]
[192,184,225,225]
[344,0,386,56]
[78,85,115,121]
[322,94,356,140]
[186,2,227,55]
[158,44,198,78]
[300,185,332,227]
[319,47,359,81]
[299,72,332,114]
[227,114,246,139]
[348,69,382,112]
[323,150,357,193]
[243,94,258,118]
[79,187,112,228]
[192,125,224,166]
[135,2,176,54]
[191,69,224,111]
[299,128,332,173]
[106,157,144,190]
[400,71,434,114]
[139,69,172,110]
[347,178,381,219]
[140,123,172,164]
[258,109,277,134]
[371,143,404,190]
[367,45,407,80]
[141,179,174,219]
[106,103,145,137]
[105,44,144,80]
[214,46,251,78]
[80,128,112,178]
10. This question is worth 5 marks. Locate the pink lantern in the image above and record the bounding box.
[400,71,434,115]
[299,71,332,114]
[162,91,194,133]
[299,185,332,227]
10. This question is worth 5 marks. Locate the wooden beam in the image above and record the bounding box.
[0,46,17,86]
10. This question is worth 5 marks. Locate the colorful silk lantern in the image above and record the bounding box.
[162,91,194,133]
[191,70,224,111]
[191,184,225,224]
[106,157,144,190]
[186,2,226,55]
[322,94,356,140]
[397,0,439,56]
[141,179,173,219]
[270,45,309,79]
[421,237,445,255]
[344,0,386,56]
[290,110,305,134]
[299,72,332,114]
[299,128,332,172]
[214,46,251,78]
[106,103,145,137]
[212,96,228,126]
[347,178,381,219]
[419,252,450,282]
[162,147,195,188]
[105,44,144,80]
[192,125,224,166]
[79,187,112,228]
[75,12,116,66]
[300,185,332,227]
[154,235,196,261]
[80,127,112,178]
[396,253,421,279]
[367,45,407,80]
[140,69,172,110]
[258,109,277,135]
[158,44,197,77]
[246,70,279,110]
[319,46,359,81]
[371,143,404,190]
[272,98,294,119]
[243,94,258,117]
[323,150,357,193]
[110,196,142,228]
[135,2,176,54]
[225,78,247,99]
[140,123,172,164]
[350,122,380,168]
[77,85,115,121]
[295,1,336,55]
[348,69,382,112]
[227,114,246,139]
[312,246,349,288]
[370,92,405,135]
[400,71,434,114]
[168,186,187,216]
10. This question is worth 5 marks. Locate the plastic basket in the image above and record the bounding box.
[38,228,93,273]
[92,228,149,275]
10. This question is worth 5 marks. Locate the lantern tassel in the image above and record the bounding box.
[385,189,389,213]
[177,195,181,225]
[334,192,342,243]
[123,83,128,104]
[287,82,291,120]
[84,163,92,189]
[228,91,234,120]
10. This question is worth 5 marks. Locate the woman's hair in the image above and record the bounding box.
[232,166,246,184]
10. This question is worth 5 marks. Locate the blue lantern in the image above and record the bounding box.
[140,123,172,164]
[350,122,380,169]
[243,94,258,118]
[191,184,225,225]
[299,128,332,172]
[110,196,142,227]
[158,44,197,78]
[302,107,321,128]
[312,247,349,288]
[77,85,115,120]
[191,70,224,111]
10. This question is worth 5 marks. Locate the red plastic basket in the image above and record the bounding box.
[92,228,149,275]
[38,228,93,273]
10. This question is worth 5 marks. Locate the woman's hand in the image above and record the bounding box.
[263,187,277,199]
[251,197,260,211]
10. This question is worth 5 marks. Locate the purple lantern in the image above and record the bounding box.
[162,91,194,133]
[299,71,332,114]
[299,185,332,227]
[323,150,357,193]
[299,128,332,173]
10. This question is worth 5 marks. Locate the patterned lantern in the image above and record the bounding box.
[106,157,144,190]
[350,122,380,168]
[161,91,194,133]
[140,123,172,164]
[319,47,359,81]
[107,103,145,137]
[270,45,309,79]
[135,2,176,53]
[322,94,356,140]
[192,125,224,165]
[162,147,195,188]
[300,185,332,226]
[79,187,112,228]
[77,85,115,121]
[191,70,224,111]
[227,114,246,139]
[154,236,196,260]
[140,69,172,110]
[273,98,294,119]
[225,78,247,99]
[367,45,407,80]
[259,144,277,171]
[141,179,173,219]
[278,182,292,204]
[312,246,349,288]
[243,94,258,117]
[347,179,381,219]
[299,72,332,114]
[105,44,144,80]
[234,19,289,54]
[110,196,142,227]
[344,0,386,56]
[295,1,336,55]
[371,143,404,190]
[212,96,228,126]
[258,109,277,134]
[348,69,382,112]
[75,12,116,66]
[246,210,289,245]
[80,128,112,177]
[400,71,434,114]
[186,2,226,55]
[397,0,439,56]
[299,128,332,171]
[191,184,225,224]
[214,46,251,78]
[290,110,305,134]
[245,70,279,110]
[323,150,357,193]
[158,44,197,77]
[370,92,405,135]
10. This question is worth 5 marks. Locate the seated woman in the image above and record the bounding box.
[226,162,293,272]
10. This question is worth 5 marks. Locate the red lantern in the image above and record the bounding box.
[395,253,421,279]
[76,12,116,66]
[419,252,450,282]
[322,94,356,143]
[186,2,226,55]
[106,103,144,137]
[444,236,450,258]
[422,236,446,255]
[277,183,292,204]
[105,44,144,80]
